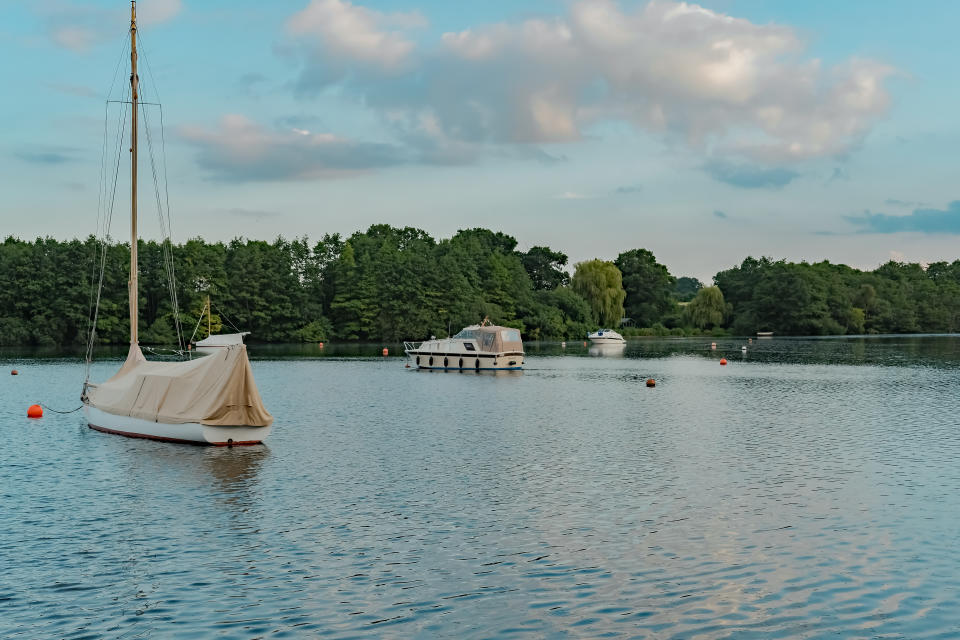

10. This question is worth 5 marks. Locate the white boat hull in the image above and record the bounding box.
[406,352,523,371]
[588,337,626,344]
[84,405,270,446]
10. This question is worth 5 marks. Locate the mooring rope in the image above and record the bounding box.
[40,403,84,415]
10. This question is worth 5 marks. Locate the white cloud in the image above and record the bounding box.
[139,0,183,27]
[179,114,405,181]
[288,0,894,170]
[287,0,424,70]
[51,25,97,52]
[39,0,182,52]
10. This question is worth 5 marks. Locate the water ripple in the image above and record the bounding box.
[2,339,960,637]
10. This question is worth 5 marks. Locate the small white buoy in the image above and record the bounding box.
[561,341,566,348]
[711,342,717,350]
[741,345,747,351]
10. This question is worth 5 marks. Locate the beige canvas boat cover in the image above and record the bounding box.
[86,343,273,427]
[455,325,524,353]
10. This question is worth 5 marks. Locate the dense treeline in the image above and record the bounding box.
[0,227,958,346]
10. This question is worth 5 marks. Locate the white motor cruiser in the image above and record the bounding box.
[587,329,626,344]
[404,320,524,371]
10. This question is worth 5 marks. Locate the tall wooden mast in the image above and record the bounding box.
[129,0,139,345]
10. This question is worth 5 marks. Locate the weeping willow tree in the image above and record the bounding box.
[571,259,626,327]
[685,286,726,329]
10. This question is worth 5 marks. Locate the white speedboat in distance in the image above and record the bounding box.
[587,329,626,344]
[404,321,524,371]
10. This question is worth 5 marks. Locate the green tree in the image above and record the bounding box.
[521,246,569,290]
[685,286,726,329]
[673,276,703,302]
[571,259,625,327]
[614,249,676,326]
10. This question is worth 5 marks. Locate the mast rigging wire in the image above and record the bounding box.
[85,27,187,383]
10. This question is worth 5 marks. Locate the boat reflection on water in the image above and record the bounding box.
[111,439,269,504]
[202,445,269,495]
[417,367,524,377]
[589,343,627,357]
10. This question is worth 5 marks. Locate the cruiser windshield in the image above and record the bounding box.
[501,329,521,343]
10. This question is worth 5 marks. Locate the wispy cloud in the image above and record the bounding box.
[615,184,643,194]
[14,145,80,164]
[825,166,849,184]
[47,83,100,99]
[844,201,960,234]
[555,191,591,200]
[884,198,930,208]
[222,208,282,220]
[703,159,800,189]
[713,210,728,219]
[38,0,182,53]
[179,114,406,181]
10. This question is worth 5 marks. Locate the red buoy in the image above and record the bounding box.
[318,342,324,348]
[27,404,43,418]
[720,358,728,365]
[382,347,389,356]
[646,378,656,387]
[11,369,18,375]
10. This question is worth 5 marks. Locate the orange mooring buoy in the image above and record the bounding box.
[720,358,728,365]
[382,347,389,356]
[27,404,43,418]
[318,342,324,348]
[646,378,656,387]
[11,369,18,375]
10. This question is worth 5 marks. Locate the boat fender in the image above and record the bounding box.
[416,356,420,366]
[458,358,463,368]
[429,357,433,366]
[444,357,448,367]
[475,358,480,370]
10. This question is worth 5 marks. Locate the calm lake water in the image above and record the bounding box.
[2,336,960,638]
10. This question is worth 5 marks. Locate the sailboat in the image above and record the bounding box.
[81,2,272,446]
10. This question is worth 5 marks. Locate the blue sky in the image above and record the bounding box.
[3,0,959,281]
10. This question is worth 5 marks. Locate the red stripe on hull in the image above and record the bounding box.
[88,423,263,446]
